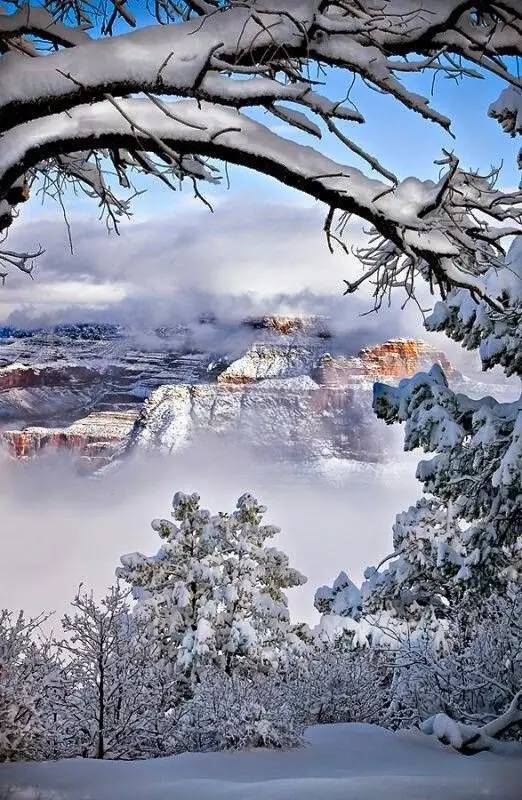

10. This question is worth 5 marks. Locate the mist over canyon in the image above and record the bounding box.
[0,314,517,622]
[0,315,512,476]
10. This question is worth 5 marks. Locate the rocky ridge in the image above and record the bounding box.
[0,321,476,472]
[1,410,138,471]
[131,338,456,464]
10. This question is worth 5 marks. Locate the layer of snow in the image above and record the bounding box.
[1,723,521,800]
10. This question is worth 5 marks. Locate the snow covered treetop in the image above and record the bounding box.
[314,571,362,620]
[117,489,306,678]
[426,236,522,378]
[372,361,521,598]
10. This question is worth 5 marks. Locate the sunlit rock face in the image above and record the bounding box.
[0,320,466,472]
[1,411,138,471]
[313,339,458,387]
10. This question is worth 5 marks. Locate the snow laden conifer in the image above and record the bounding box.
[219,493,307,674]
[369,364,520,617]
[314,572,372,650]
[363,239,522,631]
[117,491,306,690]
[359,237,522,748]
[361,497,463,649]
[313,570,408,650]
[118,492,224,693]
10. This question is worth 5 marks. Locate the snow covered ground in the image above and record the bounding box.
[1,723,521,800]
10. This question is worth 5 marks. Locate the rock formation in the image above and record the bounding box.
[0,321,479,473]
[130,338,460,464]
[1,410,138,471]
[313,339,458,387]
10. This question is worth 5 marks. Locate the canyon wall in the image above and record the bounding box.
[0,325,465,472]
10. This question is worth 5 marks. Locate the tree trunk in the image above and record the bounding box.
[97,650,105,759]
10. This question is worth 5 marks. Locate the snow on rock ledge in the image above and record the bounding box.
[130,339,459,463]
[1,410,138,472]
[218,344,320,384]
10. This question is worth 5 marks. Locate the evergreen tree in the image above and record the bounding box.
[117,491,306,689]
[359,237,522,748]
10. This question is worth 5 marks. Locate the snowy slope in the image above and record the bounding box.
[1,723,521,800]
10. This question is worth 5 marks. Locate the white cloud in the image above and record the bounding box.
[2,195,434,345]
[3,196,368,308]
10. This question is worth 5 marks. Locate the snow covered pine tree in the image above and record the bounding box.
[117,492,306,694]
[362,236,522,751]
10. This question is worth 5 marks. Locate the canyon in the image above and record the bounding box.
[0,319,492,474]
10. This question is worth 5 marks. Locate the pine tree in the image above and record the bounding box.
[360,236,522,748]
[117,491,306,690]
[218,493,307,675]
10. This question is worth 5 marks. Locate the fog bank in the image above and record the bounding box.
[0,439,419,625]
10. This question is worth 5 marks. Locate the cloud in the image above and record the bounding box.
[2,195,442,350]
[0,440,420,626]
[5,193,512,381]
[5,196,359,301]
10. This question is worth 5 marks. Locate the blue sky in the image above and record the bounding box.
[106,60,521,220]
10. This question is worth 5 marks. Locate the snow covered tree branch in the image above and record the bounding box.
[0,0,520,309]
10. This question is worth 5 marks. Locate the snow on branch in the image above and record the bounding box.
[2,96,520,302]
[2,95,521,304]
[422,690,522,752]
[0,1,520,301]
[0,4,91,52]
[1,1,520,134]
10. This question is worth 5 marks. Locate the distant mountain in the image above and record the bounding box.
[0,322,123,341]
[0,317,509,475]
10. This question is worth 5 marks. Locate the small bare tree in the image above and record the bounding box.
[58,584,175,759]
[0,609,59,761]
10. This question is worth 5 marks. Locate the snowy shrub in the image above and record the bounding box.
[173,669,304,752]
[0,610,61,762]
[388,590,522,736]
[294,648,392,727]
[56,585,177,760]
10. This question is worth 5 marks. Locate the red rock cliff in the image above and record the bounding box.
[0,363,100,391]
[314,339,456,386]
[0,410,138,470]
